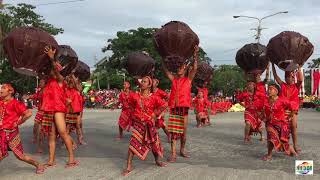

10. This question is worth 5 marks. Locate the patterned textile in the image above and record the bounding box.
[41,111,55,135]
[34,110,44,124]
[168,107,188,140]
[0,128,24,161]
[266,120,291,155]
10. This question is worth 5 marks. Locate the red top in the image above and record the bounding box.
[0,99,27,130]
[197,87,208,100]
[30,88,43,109]
[280,83,301,109]
[41,78,67,112]
[238,91,265,112]
[258,97,298,122]
[130,93,166,122]
[255,82,266,98]
[193,98,209,113]
[153,88,168,100]
[119,91,135,110]
[169,77,192,108]
[66,88,82,113]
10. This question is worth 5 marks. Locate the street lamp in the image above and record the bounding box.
[233,11,288,43]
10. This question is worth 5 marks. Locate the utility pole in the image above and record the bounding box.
[94,55,100,90]
[233,11,288,43]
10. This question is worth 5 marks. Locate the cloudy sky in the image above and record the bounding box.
[4,0,320,69]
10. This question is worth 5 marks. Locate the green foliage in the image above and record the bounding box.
[210,65,246,96]
[0,3,63,93]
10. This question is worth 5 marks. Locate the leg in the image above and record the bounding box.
[244,121,251,144]
[54,112,77,165]
[76,115,86,145]
[36,129,44,154]
[259,129,264,141]
[291,114,301,153]
[167,139,177,162]
[47,124,57,166]
[14,153,45,174]
[122,150,134,176]
[153,151,167,167]
[262,141,273,161]
[31,122,39,144]
[117,126,124,140]
[196,115,201,128]
[180,116,190,158]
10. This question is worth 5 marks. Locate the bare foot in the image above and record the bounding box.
[44,162,56,168]
[180,151,190,158]
[35,164,46,174]
[294,146,302,154]
[122,168,133,176]
[155,161,167,167]
[167,155,177,163]
[261,154,272,161]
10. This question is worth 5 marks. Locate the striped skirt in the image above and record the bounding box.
[266,120,290,155]
[167,107,189,140]
[66,113,78,132]
[244,110,262,135]
[129,120,163,160]
[34,110,44,124]
[0,128,24,161]
[41,111,55,135]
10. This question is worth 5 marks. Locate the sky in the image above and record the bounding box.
[4,0,320,70]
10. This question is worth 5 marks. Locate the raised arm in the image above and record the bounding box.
[44,46,64,83]
[188,45,199,80]
[296,66,303,87]
[272,63,283,85]
[264,62,270,82]
[161,60,174,81]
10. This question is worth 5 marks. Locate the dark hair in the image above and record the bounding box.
[268,82,281,94]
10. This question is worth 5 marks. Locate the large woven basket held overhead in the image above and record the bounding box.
[267,31,314,71]
[125,52,155,78]
[153,21,199,72]
[3,26,58,76]
[54,45,79,77]
[235,43,269,74]
[194,62,214,87]
[73,61,90,81]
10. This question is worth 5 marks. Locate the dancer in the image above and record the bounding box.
[41,46,79,168]
[113,81,135,140]
[163,45,199,162]
[122,76,167,176]
[259,83,298,161]
[272,64,302,153]
[238,82,264,143]
[197,81,212,125]
[0,84,45,174]
[66,74,86,145]
[193,91,210,127]
[152,78,170,140]
[30,79,46,153]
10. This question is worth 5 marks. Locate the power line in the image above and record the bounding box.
[36,0,85,6]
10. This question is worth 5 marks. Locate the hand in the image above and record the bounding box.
[44,46,56,60]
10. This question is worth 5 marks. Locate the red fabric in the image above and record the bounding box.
[169,77,192,108]
[0,99,27,130]
[119,91,135,110]
[211,102,232,112]
[130,93,166,123]
[280,83,301,110]
[258,97,298,122]
[312,70,320,95]
[255,82,266,97]
[193,97,209,113]
[0,128,25,161]
[66,88,82,113]
[153,88,168,100]
[41,78,67,112]
[30,88,43,109]
[197,87,208,100]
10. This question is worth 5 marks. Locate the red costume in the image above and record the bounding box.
[0,99,27,160]
[258,97,298,155]
[30,88,44,124]
[168,77,191,139]
[153,88,168,129]
[128,93,166,160]
[193,97,209,118]
[197,87,209,100]
[312,70,320,95]
[118,91,135,131]
[41,78,67,135]
[255,82,266,98]
[280,83,301,111]
[238,91,264,135]
[65,88,83,131]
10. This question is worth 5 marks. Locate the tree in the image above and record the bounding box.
[100,27,211,90]
[209,65,246,96]
[0,3,63,93]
